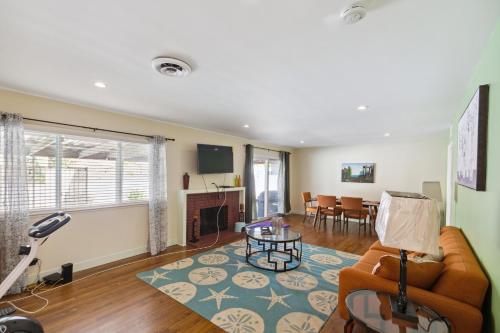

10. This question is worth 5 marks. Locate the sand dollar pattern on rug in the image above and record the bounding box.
[233,247,247,257]
[138,240,359,333]
[276,312,324,333]
[232,271,270,289]
[211,308,265,333]
[307,290,338,316]
[159,282,197,304]
[276,271,318,291]
[188,267,228,285]
[255,255,290,271]
[321,268,340,285]
[309,254,343,265]
[198,254,230,265]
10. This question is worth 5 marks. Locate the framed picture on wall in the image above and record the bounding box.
[457,84,489,191]
[341,163,375,183]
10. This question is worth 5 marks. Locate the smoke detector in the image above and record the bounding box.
[152,57,192,77]
[340,1,367,24]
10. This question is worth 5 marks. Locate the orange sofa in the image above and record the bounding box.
[338,226,489,333]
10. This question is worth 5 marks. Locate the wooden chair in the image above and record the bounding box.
[301,192,317,223]
[341,196,369,234]
[365,201,379,234]
[316,195,342,230]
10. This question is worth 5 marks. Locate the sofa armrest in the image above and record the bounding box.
[338,267,483,333]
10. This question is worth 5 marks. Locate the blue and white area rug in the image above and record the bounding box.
[137,239,359,333]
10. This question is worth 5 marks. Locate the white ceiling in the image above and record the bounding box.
[0,1,499,147]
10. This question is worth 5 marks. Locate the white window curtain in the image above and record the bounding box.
[148,136,167,255]
[0,113,29,294]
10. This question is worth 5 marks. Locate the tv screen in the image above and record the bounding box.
[197,144,234,174]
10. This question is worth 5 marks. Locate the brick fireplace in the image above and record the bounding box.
[186,191,240,243]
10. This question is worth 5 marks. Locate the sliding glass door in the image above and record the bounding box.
[254,152,280,218]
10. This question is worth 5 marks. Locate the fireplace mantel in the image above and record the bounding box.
[178,187,245,246]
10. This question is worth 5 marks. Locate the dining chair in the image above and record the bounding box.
[316,195,342,230]
[301,192,317,223]
[365,201,379,234]
[341,196,369,234]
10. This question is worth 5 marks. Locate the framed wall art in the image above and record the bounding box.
[457,84,489,191]
[341,163,375,183]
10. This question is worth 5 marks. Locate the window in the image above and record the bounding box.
[253,150,280,218]
[23,130,149,211]
[25,131,57,210]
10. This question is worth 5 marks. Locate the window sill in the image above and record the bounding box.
[29,201,148,217]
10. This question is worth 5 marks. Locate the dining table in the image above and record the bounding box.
[311,197,380,234]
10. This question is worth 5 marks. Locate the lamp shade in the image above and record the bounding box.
[375,191,440,255]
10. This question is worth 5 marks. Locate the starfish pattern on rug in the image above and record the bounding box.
[199,287,238,309]
[138,241,359,333]
[227,260,248,271]
[144,270,170,284]
[256,287,292,310]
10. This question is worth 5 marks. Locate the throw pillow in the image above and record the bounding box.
[372,255,444,289]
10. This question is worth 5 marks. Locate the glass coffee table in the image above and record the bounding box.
[345,290,450,333]
[245,227,302,272]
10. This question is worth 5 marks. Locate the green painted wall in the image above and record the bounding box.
[452,21,500,333]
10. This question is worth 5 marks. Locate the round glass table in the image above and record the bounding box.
[345,290,450,333]
[245,227,302,272]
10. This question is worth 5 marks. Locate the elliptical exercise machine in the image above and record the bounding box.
[0,212,71,333]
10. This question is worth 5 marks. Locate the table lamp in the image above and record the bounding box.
[375,191,441,322]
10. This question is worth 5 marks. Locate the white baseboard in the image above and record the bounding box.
[27,239,176,284]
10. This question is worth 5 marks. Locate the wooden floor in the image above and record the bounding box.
[4,214,377,333]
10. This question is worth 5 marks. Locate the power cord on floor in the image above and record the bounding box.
[1,186,229,315]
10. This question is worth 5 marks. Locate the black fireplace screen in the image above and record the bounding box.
[200,205,228,236]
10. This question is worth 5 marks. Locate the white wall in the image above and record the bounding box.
[290,134,448,213]
[0,88,292,277]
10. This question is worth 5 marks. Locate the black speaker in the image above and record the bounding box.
[61,263,73,283]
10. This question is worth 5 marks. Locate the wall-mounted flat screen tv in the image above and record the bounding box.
[197,144,234,174]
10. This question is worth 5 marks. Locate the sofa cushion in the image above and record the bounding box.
[372,255,444,289]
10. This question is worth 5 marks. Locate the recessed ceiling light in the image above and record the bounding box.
[243,124,250,128]
[300,140,305,144]
[94,81,107,88]
[357,105,368,111]
[384,132,391,137]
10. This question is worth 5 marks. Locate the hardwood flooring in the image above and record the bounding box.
[2,214,377,333]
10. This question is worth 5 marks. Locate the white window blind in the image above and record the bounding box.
[25,131,58,210]
[122,142,148,203]
[22,130,149,211]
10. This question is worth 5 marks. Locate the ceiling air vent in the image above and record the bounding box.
[340,1,367,24]
[152,57,192,77]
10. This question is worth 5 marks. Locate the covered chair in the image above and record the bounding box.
[341,196,369,234]
[316,195,342,230]
[301,192,317,223]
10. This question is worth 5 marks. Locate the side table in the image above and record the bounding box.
[345,289,450,333]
